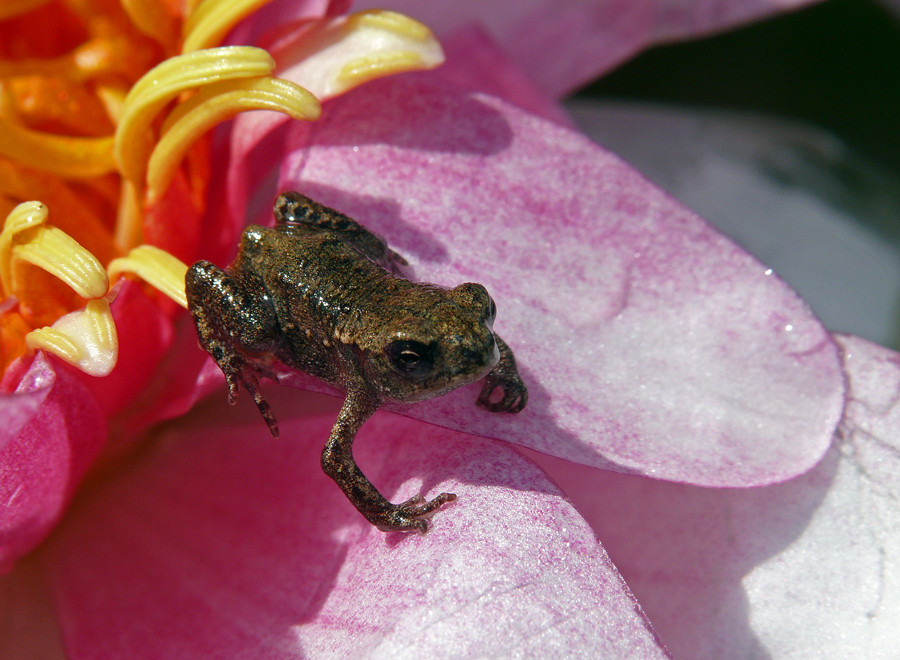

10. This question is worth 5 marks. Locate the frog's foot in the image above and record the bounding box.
[477,372,528,413]
[374,493,458,534]
[220,357,280,437]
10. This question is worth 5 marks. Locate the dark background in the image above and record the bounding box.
[578,0,900,174]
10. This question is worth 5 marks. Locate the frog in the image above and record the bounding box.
[185,191,527,533]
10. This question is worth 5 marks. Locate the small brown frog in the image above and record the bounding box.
[185,192,527,532]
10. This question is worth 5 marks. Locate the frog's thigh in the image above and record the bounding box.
[185,260,278,351]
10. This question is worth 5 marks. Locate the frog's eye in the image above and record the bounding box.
[386,340,435,378]
[488,297,497,322]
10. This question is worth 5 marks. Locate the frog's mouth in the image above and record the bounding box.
[418,331,500,399]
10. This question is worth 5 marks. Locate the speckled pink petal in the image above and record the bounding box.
[0,354,106,570]
[46,389,666,658]
[273,75,843,487]
[530,333,900,657]
[352,0,820,96]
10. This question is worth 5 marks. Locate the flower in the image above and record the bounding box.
[0,0,443,571]
[2,0,894,657]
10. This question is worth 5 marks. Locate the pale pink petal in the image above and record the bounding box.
[527,334,900,657]
[353,0,821,96]
[0,354,106,570]
[46,388,666,658]
[272,75,843,486]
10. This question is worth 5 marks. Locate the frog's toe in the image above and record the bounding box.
[477,377,528,413]
[377,492,457,534]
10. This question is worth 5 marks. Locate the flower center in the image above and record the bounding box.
[0,0,321,376]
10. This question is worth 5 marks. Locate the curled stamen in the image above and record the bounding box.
[1,201,108,300]
[0,201,47,295]
[108,245,189,309]
[348,10,433,41]
[147,77,321,202]
[114,46,275,186]
[0,117,116,179]
[270,10,443,100]
[26,298,118,376]
[338,51,435,90]
[182,0,272,54]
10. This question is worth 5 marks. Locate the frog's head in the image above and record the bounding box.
[365,282,501,402]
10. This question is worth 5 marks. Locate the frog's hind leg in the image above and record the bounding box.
[185,260,281,437]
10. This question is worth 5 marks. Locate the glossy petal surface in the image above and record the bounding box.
[529,334,900,657]
[46,389,666,658]
[271,74,843,487]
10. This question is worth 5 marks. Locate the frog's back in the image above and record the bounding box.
[239,224,412,354]
[258,224,403,303]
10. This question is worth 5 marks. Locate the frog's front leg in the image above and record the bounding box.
[477,335,528,413]
[185,260,281,437]
[322,388,457,533]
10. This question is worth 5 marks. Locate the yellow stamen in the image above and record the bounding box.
[337,11,443,89]
[26,298,118,376]
[182,0,272,54]
[0,117,116,179]
[0,201,46,293]
[1,202,108,301]
[270,10,444,100]
[1,201,108,300]
[0,0,52,20]
[114,180,144,252]
[114,46,276,187]
[338,51,435,89]
[118,0,179,51]
[348,10,433,42]
[107,245,189,309]
[148,77,321,202]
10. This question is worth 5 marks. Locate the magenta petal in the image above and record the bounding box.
[353,0,820,96]
[0,556,66,659]
[532,334,900,657]
[274,75,843,486]
[226,0,347,47]
[0,354,106,569]
[47,390,666,658]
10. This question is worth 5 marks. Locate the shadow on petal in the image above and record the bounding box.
[45,387,667,658]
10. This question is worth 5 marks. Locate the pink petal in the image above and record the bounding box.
[0,556,66,659]
[353,0,821,96]
[96,282,212,438]
[46,389,666,658]
[226,0,350,48]
[435,26,574,126]
[272,74,843,486]
[527,334,900,657]
[81,282,172,419]
[0,354,106,570]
